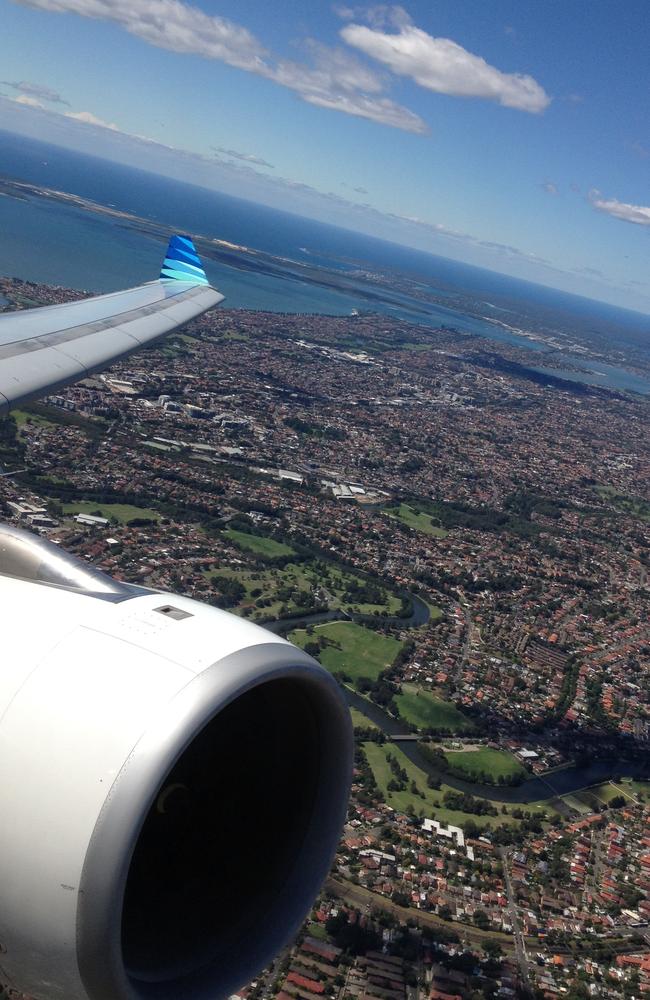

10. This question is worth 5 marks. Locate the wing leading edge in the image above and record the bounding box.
[0,235,224,413]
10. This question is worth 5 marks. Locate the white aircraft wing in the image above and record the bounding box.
[0,234,223,413]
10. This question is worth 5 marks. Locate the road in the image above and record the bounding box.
[499,849,530,987]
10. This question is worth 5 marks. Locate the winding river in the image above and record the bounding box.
[264,594,650,804]
[344,688,650,804]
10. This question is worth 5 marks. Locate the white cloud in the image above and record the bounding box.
[2,79,69,104]
[269,40,426,133]
[17,0,268,70]
[589,190,650,227]
[12,94,45,108]
[14,0,426,132]
[65,109,119,129]
[340,7,551,113]
[213,147,274,168]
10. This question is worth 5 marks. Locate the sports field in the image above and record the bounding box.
[223,527,295,558]
[444,748,526,783]
[290,621,403,682]
[387,503,448,538]
[61,502,161,524]
[396,686,474,733]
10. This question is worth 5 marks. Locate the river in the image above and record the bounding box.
[263,597,650,804]
[263,591,430,635]
[344,688,650,803]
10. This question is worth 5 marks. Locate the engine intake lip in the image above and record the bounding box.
[76,641,352,1000]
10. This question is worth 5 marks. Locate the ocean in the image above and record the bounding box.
[0,130,648,395]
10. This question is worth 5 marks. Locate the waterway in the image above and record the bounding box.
[263,591,430,635]
[263,598,650,802]
[343,688,650,803]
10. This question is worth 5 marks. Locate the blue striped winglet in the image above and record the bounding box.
[160,234,209,285]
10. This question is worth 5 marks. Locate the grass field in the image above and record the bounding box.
[290,621,404,682]
[623,780,650,799]
[13,409,57,431]
[61,502,161,524]
[396,685,475,733]
[570,779,650,811]
[596,486,650,523]
[350,707,379,730]
[363,742,515,829]
[387,503,448,538]
[221,330,249,342]
[22,402,106,440]
[444,748,526,784]
[223,528,295,559]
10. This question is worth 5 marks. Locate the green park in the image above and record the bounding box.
[362,742,524,830]
[206,558,404,622]
[222,527,296,558]
[395,684,475,733]
[290,621,404,683]
[386,502,448,538]
[443,748,527,784]
[61,501,161,524]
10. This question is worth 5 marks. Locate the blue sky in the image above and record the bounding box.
[0,0,648,312]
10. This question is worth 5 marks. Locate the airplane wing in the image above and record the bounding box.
[0,234,224,414]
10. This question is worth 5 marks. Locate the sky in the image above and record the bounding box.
[0,0,648,313]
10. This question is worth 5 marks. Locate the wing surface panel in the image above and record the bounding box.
[0,236,223,413]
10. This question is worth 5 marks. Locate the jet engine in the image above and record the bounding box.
[0,525,352,1000]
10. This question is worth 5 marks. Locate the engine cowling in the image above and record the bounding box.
[0,526,352,1000]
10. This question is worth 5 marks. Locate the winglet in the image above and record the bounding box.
[160,234,210,285]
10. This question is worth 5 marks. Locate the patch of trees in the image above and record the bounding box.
[399,493,548,542]
[353,726,386,744]
[343,577,386,606]
[325,909,381,955]
[355,675,398,713]
[0,415,25,464]
[386,751,409,792]
[446,763,524,787]
[399,456,424,472]
[392,639,415,670]
[355,745,383,805]
[442,790,498,816]
[210,575,246,609]
[284,416,346,440]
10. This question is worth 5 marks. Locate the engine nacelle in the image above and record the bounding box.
[0,526,352,1000]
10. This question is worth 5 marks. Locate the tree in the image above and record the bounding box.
[483,940,503,960]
